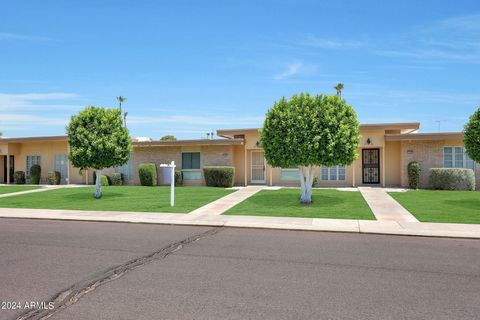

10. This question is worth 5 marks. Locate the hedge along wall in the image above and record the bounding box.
[429,168,475,191]
[203,166,235,187]
[139,163,158,186]
[401,140,480,190]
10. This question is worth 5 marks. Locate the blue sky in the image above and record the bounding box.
[1,0,479,139]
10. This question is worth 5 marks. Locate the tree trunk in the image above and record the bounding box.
[94,169,102,199]
[298,165,313,204]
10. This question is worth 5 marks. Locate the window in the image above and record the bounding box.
[280,168,299,181]
[444,147,474,169]
[182,152,200,169]
[26,155,41,178]
[115,153,134,180]
[321,165,346,181]
[182,152,201,180]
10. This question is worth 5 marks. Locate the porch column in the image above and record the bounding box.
[352,161,356,187]
[6,153,10,185]
[382,147,386,187]
[244,148,248,186]
[67,145,71,184]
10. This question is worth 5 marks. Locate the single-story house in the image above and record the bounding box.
[0,122,478,189]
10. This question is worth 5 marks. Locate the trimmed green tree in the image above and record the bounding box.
[67,106,132,198]
[464,107,480,169]
[261,93,360,203]
[160,135,177,141]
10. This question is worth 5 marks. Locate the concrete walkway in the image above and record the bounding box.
[188,186,264,217]
[0,185,68,198]
[0,207,479,239]
[0,185,479,239]
[359,187,419,222]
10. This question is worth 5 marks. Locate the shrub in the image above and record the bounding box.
[429,168,475,191]
[47,171,61,185]
[14,171,26,184]
[312,176,318,187]
[139,163,157,186]
[29,164,41,184]
[407,162,421,189]
[100,175,110,186]
[174,171,183,186]
[203,166,235,187]
[111,173,123,186]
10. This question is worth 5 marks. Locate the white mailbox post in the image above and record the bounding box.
[159,161,176,207]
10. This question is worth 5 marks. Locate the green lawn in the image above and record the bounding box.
[389,190,480,224]
[0,186,42,195]
[225,188,375,220]
[0,186,235,213]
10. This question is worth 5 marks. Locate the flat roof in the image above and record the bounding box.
[0,135,67,143]
[385,132,464,141]
[217,122,421,137]
[360,122,420,131]
[134,138,244,147]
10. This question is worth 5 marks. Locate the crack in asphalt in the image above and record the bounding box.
[15,227,222,320]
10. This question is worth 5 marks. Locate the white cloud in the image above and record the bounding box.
[272,62,303,80]
[298,35,363,49]
[374,14,480,64]
[128,114,264,126]
[0,32,54,42]
[272,61,319,80]
[0,92,80,110]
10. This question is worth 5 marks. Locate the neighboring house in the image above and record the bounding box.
[0,122,477,189]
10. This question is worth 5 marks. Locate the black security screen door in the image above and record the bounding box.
[362,149,380,184]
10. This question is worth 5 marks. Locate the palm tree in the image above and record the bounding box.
[116,96,127,126]
[334,83,344,98]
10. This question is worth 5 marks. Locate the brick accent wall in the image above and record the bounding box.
[133,146,182,185]
[131,145,233,185]
[400,140,480,190]
[201,145,233,167]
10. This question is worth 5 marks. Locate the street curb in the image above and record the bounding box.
[1,215,479,240]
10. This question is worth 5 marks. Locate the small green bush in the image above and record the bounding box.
[203,166,235,187]
[47,171,61,185]
[429,168,475,191]
[111,173,123,186]
[174,171,183,186]
[312,176,318,187]
[139,163,157,186]
[100,175,110,186]
[29,164,41,184]
[407,162,421,189]
[14,171,26,184]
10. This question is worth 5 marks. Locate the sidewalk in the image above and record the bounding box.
[358,187,418,222]
[0,185,78,198]
[0,207,479,239]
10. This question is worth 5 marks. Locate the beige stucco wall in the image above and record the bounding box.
[400,139,480,189]
[232,145,246,186]
[6,141,69,183]
[385,141,401,186]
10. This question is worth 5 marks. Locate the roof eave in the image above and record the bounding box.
[385,132,464,141]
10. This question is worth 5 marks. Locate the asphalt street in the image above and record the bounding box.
[0,218,479,320]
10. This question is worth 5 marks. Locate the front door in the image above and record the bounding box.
[251,151,266,184]
[3,155,14,183]
[362,149,380,184]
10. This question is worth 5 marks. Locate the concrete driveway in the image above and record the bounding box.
[1,218,479,320]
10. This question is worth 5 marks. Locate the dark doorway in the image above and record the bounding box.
[3,155,14,183]
[362,149,380,184]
